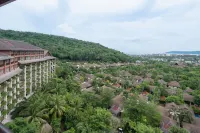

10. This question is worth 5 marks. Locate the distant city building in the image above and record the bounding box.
[0,39,56,122]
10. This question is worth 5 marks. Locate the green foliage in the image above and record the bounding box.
[166,96,184,105]
[76,107,112,132]
[63,128,75,133]
[51,118,61,133]
[123,97,161,128]
[5,118,40,133]
[134,123,162,133]
[99,88,115,108]
[0,29,133,62]
[192,106,200,115]
[193,90,200,106]
[169,126,189,133]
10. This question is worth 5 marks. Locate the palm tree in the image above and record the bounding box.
[18,96,48,125]
[45,95,67,119]
[169,106,193,128]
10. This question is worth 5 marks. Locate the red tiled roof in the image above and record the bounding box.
[0,39,44,51]
[113,105,119,111]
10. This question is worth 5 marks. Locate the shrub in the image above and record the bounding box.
[166,96,184,105]
[169,126,189,133]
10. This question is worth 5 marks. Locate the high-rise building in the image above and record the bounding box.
[0,39,56,122]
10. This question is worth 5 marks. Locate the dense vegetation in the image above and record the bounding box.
[5,63,163,133]
[2,25,200,133]
[0,29,133,62]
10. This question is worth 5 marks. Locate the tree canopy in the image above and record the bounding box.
[0,29,133,62]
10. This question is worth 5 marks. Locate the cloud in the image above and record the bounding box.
[67,0,145,16]
[57,24,76,34]
[15,0,59,13]
[66,0,200,54]
[153,0,194,10]
[1,0,200,54]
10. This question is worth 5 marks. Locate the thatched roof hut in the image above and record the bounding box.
[82,87,94,92]
[144,78,154,84]
[168,81,180,88]
[158,79,167,85]
[183,93,194,103]
[185,87,194,93]
[183,123,200,133]
[166,88,177,95]
[81,82,92,89]
[134,76,143,81]
[112,94,124,107]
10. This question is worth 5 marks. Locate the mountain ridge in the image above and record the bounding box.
[0,29,133,62]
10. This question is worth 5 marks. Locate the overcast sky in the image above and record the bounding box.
[0,0,200,54]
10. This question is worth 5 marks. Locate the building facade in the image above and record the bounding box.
[0,39,56,122]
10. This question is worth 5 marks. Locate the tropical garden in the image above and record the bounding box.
[1,30,200,132]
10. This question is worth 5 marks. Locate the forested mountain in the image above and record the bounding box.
[0,29,133,62]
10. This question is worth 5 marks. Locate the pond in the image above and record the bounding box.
[195,114,200,118]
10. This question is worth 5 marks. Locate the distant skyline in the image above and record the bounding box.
[0,0,200,54]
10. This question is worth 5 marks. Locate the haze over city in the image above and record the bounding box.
[0,0,200,54]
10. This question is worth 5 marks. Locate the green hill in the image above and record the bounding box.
[0,29,132,62]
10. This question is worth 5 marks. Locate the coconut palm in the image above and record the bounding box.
[18,95,48,124]
[168,106,193,128]
[45,95,67,119]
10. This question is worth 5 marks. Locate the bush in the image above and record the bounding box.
[134,123,162,133]
[169,126,189,133]
[166,96,184,105]
[5,118,40,133]
[192,106,200,115]
[194,94,200,106]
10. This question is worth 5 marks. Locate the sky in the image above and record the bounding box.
[0,0,200,54]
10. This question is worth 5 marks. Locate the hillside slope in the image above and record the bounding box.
[0,30,132,62]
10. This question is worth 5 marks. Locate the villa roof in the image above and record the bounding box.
[81,82,92,89]
[112,94,124,107]
[134,76,143,80]
[168,81,180,88]
[158,79,167,85]
[166,88,177,95]
[185,87,194,93]
[144,78,154,83]
[183,93,194,103]
[82,87,94,92]
[110,105,122,115]
[0,39,44,51]
[183,123,200,133]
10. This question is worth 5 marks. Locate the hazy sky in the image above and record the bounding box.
[0,0,200,54]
